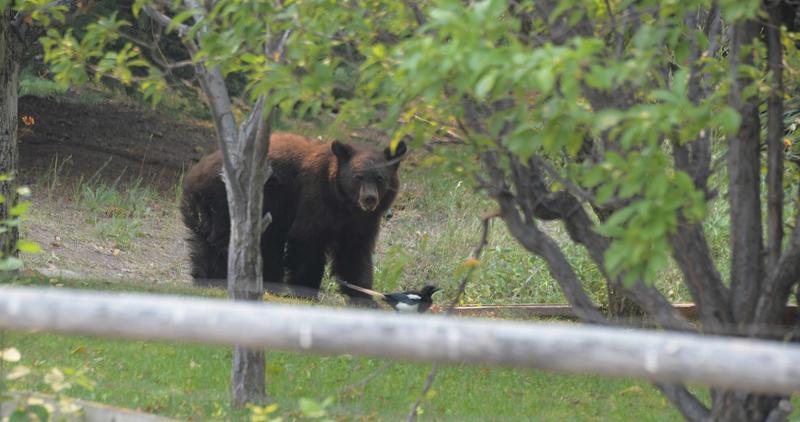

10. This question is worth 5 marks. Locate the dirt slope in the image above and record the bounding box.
[18,95,215,192]
[18,95,217,283]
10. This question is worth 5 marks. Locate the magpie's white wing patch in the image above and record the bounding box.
[406,294,421,300]
[395,302,419,312]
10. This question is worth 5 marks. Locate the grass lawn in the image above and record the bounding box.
[1,278,683,421]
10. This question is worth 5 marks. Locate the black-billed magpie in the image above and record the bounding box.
[335,278,441,313]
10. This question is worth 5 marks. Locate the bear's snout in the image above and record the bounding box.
[358,185,380,212]
[359,194,379,211]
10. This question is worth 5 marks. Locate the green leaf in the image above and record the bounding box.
[622,267,641,287]
[371,43,387,60]
[17,239,42,254]
[604,242,627,273]
[719,0,760,21]
[0,257,23,271]
[593,223,625,238]
[583,166,607,188]
[474,70,498,100]
[674,39,690,65]
[26,405,50,422]
[298,398,326,418]
[585,65,614,90]
[535,68,555,94]
[168,8,197,33]
[671,68,688,98]
[645,175,668,198]
[605,204,638,228]
[714,106,741,134]
[617,178,642,199]
[595,184,616,205]
[595,110,623,132]
[9,409,29,422]
[9,201,31,217]
[240,53,261,64]
[674,171,695,193]
[646,245,669,278]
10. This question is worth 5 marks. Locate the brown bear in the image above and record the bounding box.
[180,132,407,302]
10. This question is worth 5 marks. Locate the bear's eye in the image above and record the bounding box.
[376,175,385,183]
[354,174,363,181]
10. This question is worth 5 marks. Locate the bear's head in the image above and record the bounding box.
[331,140,407,213]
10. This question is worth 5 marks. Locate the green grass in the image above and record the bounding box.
[78,180,159,249]
[370,154,617,306]
[19,68,68,98]
[1,279,682,421]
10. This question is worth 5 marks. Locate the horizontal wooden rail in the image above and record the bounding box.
[1,286,800,394]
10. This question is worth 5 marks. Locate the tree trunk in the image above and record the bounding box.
[192,61,271,406]
[0,11,20,262]
[709,16,778,422]
[227,193,267,405]
[221,104,272,407]
[728,18,763,326]
[765,0,785,269]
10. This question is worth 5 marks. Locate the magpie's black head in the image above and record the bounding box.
[420,285,441,298]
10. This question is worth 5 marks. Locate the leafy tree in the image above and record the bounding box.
[5,0,406,407]
[7,0,800,419]
[350,0,799,420]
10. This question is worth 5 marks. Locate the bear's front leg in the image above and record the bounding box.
[332,242,378,307]
[285,239,326,299]
[261,226,287,295]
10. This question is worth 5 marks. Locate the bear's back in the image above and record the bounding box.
[183,133,328,191]
[268,132,331,181]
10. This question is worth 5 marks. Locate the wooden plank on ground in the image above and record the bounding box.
[440,303,799,324]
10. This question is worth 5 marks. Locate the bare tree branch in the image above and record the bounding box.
[765,399,794,422]
[536,158,629,210]
[461,101,693,332]
[603,0,624,58]
[754,213,800,329]
[669,221,732,333]
[656,383,711,422]
[403,0,426,27]
[522,157,695,332]
[142,5,191,39]
[482,152,608,324]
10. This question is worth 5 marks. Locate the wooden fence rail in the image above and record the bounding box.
[1,286,799,394]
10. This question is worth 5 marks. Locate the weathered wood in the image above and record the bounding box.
[2,286,800,394]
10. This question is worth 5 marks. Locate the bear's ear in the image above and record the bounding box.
[384,140,407,161]
[331,140,353,161]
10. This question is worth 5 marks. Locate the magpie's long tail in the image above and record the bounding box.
[333,277,386,299]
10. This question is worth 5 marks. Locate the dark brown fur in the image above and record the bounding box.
[181,132,406,301]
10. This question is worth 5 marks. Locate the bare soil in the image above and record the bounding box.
[18,95,215,192]
[18,95,217,284]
